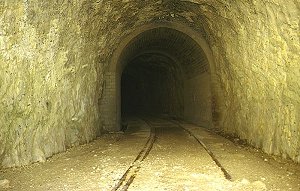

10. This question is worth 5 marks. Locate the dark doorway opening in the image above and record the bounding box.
[121,53,184,119]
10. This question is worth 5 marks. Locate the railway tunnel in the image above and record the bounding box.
[100,24,216,132]
[120,27,212,125]
[0,0,300,190]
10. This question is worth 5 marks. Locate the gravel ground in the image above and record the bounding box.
[0,117,299,191]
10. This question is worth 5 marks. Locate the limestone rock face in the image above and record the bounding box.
[0,0,167,168]
[187,0,300,162]
[0,0,299,167]
[0,179,10,189]
[0,1,102,167]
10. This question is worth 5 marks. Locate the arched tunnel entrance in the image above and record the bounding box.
[100,23,217,131]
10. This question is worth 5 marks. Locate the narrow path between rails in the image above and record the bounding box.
[128,117,229,190]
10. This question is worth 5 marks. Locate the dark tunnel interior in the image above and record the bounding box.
[120,27,212,127]
[121,53,184,118]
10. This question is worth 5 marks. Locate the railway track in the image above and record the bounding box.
[111,117,231,191]
[169,119,232,181]
[111,119,156,191]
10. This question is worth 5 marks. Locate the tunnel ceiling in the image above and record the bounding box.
[126,53,179,75]
[121,27,209,79]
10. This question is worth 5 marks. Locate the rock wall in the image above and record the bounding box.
[0,0,168,168]
[172,0,300,162]
[209,0,300,162]
[0,1,104,167]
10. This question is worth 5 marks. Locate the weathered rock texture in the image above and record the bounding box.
[0,1,103,167]
[190,0,300,162]
[0,0,299,167]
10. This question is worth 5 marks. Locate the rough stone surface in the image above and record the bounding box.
[0,0,299,168]
[0,1,102,167]
[0,179,10,189]
[186,0,300,162]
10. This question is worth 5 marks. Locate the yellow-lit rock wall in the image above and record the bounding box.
[108,0,300,162]
[0,1,103,167]
[0,0,167,168]
[177,0,300,162]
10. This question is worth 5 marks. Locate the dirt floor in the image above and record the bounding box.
[0,117,299,191]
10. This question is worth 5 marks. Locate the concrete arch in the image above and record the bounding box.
[100,21,217,131]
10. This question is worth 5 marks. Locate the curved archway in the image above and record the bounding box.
[100,22,217,131]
